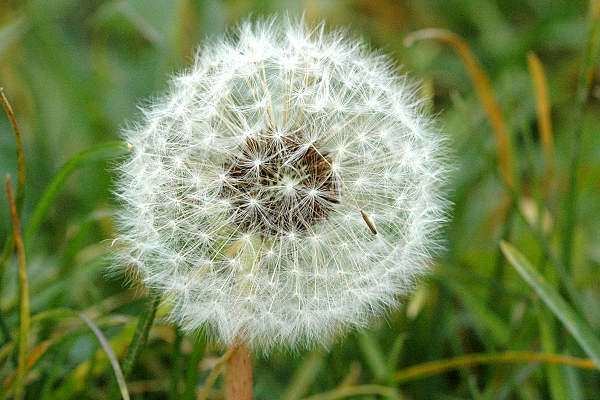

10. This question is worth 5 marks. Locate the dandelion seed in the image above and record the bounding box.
[360,209,378,235]
[114,17,449,350]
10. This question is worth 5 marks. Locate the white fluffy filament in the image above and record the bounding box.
[115,17,448,351]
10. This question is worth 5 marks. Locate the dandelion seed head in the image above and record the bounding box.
[115,16,449,351]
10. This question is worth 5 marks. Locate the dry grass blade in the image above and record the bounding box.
[527,52,555,188]
[0,89,25,209]
[394,351,597,383]
[79,314,130,400]
[405,28,516,189]
[3,338,54,390]
[0,88,26,288]
[4,175,30,400]
[196,348,235,400]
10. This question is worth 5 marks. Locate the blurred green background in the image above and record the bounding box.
[1,0,599,399]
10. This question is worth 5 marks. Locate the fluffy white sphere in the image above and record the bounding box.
[115,17,448,350]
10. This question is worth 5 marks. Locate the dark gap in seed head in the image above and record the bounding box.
[219,131,340,236]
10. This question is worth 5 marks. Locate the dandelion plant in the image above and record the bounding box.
[114,16,448,398]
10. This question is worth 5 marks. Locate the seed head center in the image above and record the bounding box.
[221,133,339,235]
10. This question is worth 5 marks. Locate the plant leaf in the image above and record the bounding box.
[25,141,128,244]
[79,314,130,400]
[500,241,600,368]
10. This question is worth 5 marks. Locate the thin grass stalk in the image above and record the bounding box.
[0,89,26,307]
[2,315,131,393]
[197,347,235,400]
[4,176,30,400]
[525,126,568,398]
[2,338,54,393]
[519,110,568,399]
[448,325,485,399]
[79,314,130,400]
[281,350,325,400]
[225,341,253,400]
[489,197,515,304]
[0,89,26,211]
[121,291,161,377]
[562,0,600,270]
[0,315,10,343]
[182,336,204,400]
[537,303,569,400]
[169,329,183,400]
[394,351,597,383]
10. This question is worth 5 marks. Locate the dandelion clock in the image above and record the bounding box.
[115,16,448,397]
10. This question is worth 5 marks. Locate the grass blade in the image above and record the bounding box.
[0,89,27,297]
[500,241,600,367]
[121,291,161,377]
[0,89,25,211]
[282,350,325,400]
[197,347,235,400]
[4,176,30,400]
[394,351,596,383]
[445,279,510,346]
[182,336,205,400]
[357,332,389,382]
[562,0,600,269]
[79,314,130,400]
[538,304,569,400]
[24,141,128,244]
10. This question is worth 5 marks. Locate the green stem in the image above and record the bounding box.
[490,199,515,305]
[5,176,30,400]
[561,2,600,270]
[0,312,11,342]
[183,337,205,400]
[122,291,161,377]
[170,329,183,400]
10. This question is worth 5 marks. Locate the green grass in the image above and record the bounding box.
[1,0,599,398]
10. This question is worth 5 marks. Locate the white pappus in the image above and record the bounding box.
[114,17,449,351]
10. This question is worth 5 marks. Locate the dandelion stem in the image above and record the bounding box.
[5,175,30,400]
[121,291,161,377]
[225,341,253,400]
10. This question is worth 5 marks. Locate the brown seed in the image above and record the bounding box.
[360,209,377,235]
